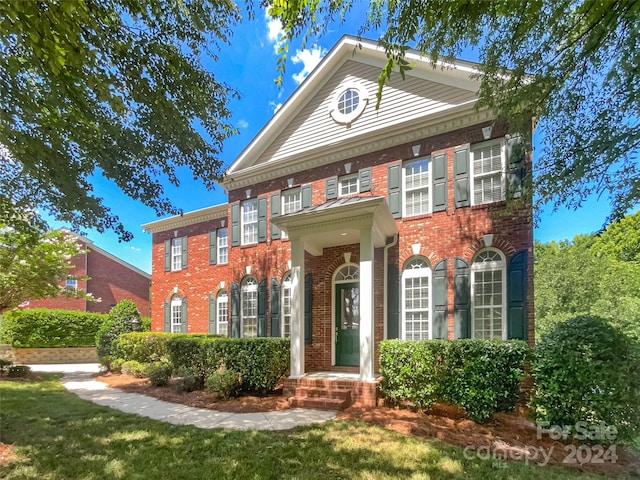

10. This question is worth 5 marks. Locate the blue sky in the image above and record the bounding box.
[44,6,627,273]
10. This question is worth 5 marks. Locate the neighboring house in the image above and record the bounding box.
[142,36,533,406]
[26,234,151,316]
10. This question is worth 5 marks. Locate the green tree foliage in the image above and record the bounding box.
[96,299,142,365]
[534,215,640,340]
[0,226,92,313]
[591,210,640,263]
[269,0,640,221]
[0,0,240,240]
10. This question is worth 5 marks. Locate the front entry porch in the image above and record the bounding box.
[272,196,398,384]
[283,372,380,409]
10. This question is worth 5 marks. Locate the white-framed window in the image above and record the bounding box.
[338,174,358,197]
[241,276,258,338]
[171,294,183,333]
[329,82,368,124]
[281,271,292,337]
[471,248,506,340]
[472,140,505,205]
[402,257,431,340]
[280,188,302,240]
[217,290,228,335]
[171,237,183,271]
[403,157,430,217]
[65,278,77,291]
[217,228,228,264]
[241,199,258,245]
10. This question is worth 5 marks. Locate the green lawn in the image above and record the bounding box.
[0,375,624,479]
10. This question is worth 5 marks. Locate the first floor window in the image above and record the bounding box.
[217,290,228,335]
[242,199,258,245]
[472,249,506,340]
[217,228,228,264]
[241,277,258,337]
[171,294,183,333]
[402,257,431,340]
[403,158,430,216]
[282,272,292,337]
[472,140,504,205]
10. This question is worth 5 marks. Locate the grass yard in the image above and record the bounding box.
[0,375,628,479]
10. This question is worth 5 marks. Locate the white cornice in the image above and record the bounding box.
[142,204,227,234]
[224,108,493,190]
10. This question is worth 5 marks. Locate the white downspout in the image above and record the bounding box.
[383,234,398,340]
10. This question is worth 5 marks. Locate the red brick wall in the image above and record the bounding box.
[26,251,88,311]
[150,218,229,333]
[150,121,534,368]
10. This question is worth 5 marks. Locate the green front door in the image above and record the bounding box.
[335,282,360,366]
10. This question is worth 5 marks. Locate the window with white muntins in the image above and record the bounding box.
[171,294,183,333]
[217,290,228,335]
[402,257,431,340]
[217,228,228,264]
[171,237,182,270]
[472,249,506,340]
[281,271,292,337]
[472,140,505,205]
[241,199,258,245]
[403,158,430,217]
[241,276,258,337]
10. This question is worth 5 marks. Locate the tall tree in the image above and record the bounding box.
[1,0,240,240]
[269,0,640,222]
[0,226,91,314]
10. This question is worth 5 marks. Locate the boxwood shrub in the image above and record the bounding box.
[166,336,289,394]
[113,332,173,364]
[531,315,640,442]
[0,309,108,348]
[379,339,529,422]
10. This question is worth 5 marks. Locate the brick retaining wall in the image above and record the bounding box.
[11,347,98,364]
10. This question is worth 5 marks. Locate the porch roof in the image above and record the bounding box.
[272,196,398,256]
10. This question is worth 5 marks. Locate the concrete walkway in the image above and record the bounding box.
[28,364,337,431]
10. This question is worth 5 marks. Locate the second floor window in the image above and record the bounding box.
[171,237,183,270]
[282,188,302,215]
[339,174,358,197]
[472,141,504,205]
[217,228,228,264]
[242,199,258,245]
[403,158,430,217]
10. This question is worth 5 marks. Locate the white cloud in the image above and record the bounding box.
[291,45,326,85]
[130,246,141,252]
[265,12,285,54]
[237,119,249,129]
[269,101,283,113]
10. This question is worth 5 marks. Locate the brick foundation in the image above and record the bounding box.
[11,347,98,364]
[284,375,379,407]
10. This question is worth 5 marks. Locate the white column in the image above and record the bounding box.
[289,236,305,378]
[359,227,375,381]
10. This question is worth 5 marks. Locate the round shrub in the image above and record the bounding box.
[531,315,640,442]
[145,361,172,387]
[96,300,141,367]
[8,365,31,378]
[121,360,147,378]
[205,369,241,399]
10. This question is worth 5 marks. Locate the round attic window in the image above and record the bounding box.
[329,83,368,124]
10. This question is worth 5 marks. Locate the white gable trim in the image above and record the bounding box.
[142,204,228,234]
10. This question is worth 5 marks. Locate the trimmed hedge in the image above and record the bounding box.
[167,336,289,394]
[96,300,142,366]
[113,332,174,364]
[0,309,108,348]
[532,315,640,442]
[379,339,529,422]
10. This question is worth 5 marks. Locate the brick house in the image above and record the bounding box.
[143,36,533,406]
[26,234,151,316]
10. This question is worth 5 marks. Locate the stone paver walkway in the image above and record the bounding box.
[49,368,337,431]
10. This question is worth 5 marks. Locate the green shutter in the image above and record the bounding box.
[507,250,528,340]
[301,184,312,208]
[432,259,448,339]
[164,240,171,271]
[432,152,448,212]
[359,167,371,192]
[453,146,470,208]
[387,263,400,339]
[387,163,402,218]
[271,192,281,240]
[304,273,312,344]
[181,236,188,269]
[163,300,170,332]
[209,230,217,265]
[506,135,525,199]
[208,294,216,333]
[454,258,471,338]
[181,297,188,333]
[326,176,338,201]
[258,278,267,337]
[258,196,268,243]
[270,278,281,337]
[230,202,240,246]
[230,282,240,337]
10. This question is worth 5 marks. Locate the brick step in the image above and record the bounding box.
[290,386,352,400]
[288,396,349,411]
